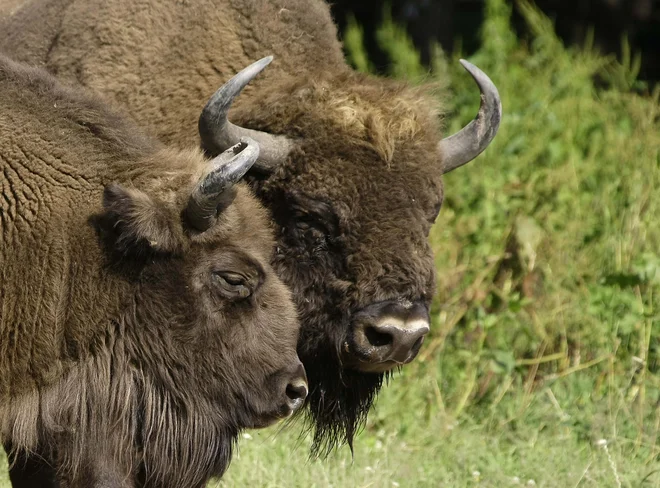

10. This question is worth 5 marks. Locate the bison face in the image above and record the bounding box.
[99,141,307,433]
[199,58,500,452]
[176,236,307,430]
[263,156,440,376]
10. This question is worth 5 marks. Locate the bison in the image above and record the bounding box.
[0,54,307,487]
[0,0,501,454]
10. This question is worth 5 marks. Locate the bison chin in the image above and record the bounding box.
[300,338,384,457]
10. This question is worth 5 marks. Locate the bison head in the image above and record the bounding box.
[197,58,501,453]
[96,140,308,479]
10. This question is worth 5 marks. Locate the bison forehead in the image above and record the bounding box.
[236,73,446,302]
[259,146,440,307]
[190,183,276,255]
[232,70,445,164]
[279,140,444,227]
[233,71,445,209]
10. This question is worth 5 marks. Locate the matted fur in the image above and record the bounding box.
[1,0,450,457]
[0,54,301,486]
[3,331,233,487]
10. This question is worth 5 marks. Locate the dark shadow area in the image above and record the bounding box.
[330,0,660,82]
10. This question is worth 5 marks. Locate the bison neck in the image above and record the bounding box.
[0,60,164,401]
[0,157,130,402]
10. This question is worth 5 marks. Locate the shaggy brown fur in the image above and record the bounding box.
[0,0,23,16]
[1,0,448,455]
[0,54,302,487]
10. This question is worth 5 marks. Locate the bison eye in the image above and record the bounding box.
[296,218,328,241]
[212,271,254,300]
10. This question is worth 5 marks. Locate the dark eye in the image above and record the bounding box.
[296,217,328,241]
[285,196,339,253]
[212,271,254,300]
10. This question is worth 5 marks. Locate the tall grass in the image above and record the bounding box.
[2,0,659,486]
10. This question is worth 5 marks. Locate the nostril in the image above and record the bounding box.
[369,322,429,363]
[285,381,308,403]
[364,325,393,348]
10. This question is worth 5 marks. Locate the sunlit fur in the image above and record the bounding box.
[0,55,300,486]
[1,0,448,454]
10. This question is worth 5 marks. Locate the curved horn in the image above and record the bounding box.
[439,60,502,174]
[186,137,260,232]
[199,56,293,172]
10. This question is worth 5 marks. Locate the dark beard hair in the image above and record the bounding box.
[260,184,387,457]
[301,346,385,457]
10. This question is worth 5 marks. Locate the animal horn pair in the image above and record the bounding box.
[186,137,260,231]
[198,56,501,176]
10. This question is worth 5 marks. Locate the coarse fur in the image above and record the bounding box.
[0,54,301,486]
[0,0,23,17]
[1,0,447,454]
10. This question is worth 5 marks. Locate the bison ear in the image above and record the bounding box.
[102,184,184,254]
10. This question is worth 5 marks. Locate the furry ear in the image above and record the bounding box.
[102,184,184,254]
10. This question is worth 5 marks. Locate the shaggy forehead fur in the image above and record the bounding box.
[301,77,441,164]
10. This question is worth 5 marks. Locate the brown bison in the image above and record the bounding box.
[0,0,501,454]
[0,54,307,487]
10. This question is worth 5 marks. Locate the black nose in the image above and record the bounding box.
[362,321,428,360]
[349,300,430,372]
[283,362,308,413]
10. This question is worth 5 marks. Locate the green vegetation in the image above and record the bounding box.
[3,0,659,486]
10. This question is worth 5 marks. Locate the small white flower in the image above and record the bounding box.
[526,480,536,486]
[241,432,253,440]
[392,482,400,487]
[595,439,608,447]
[511,476,521,484]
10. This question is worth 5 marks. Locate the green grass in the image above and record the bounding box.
[3,0,660,485]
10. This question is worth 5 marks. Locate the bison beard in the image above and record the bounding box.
[303,346,384,457]
[265,190,385,455]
